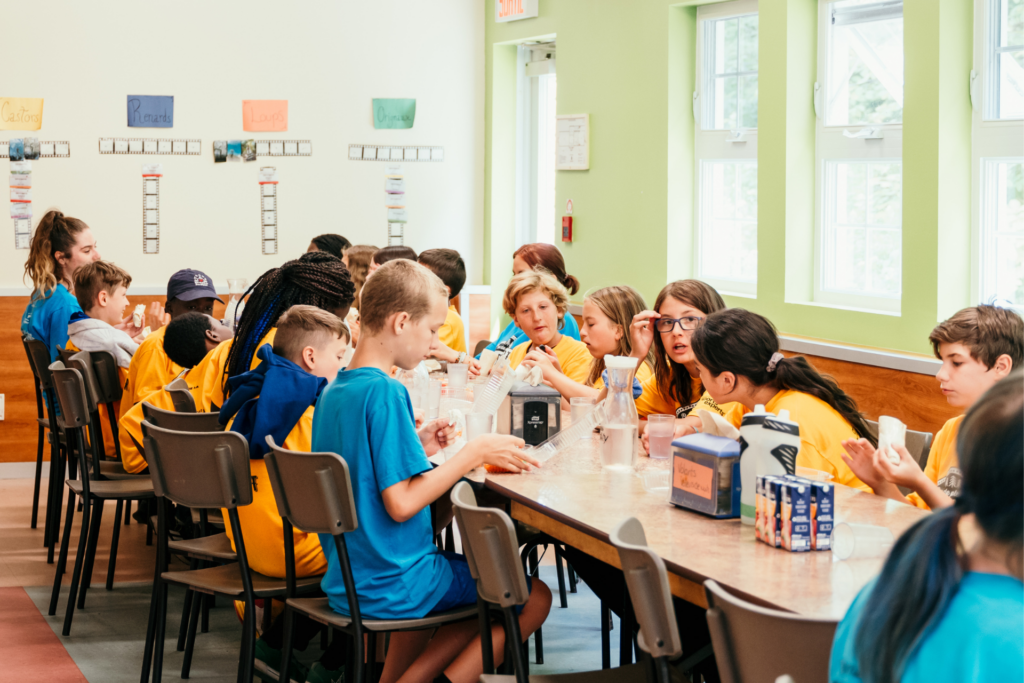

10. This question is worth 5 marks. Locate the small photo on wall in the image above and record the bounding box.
[213,140,227,163]
[8,139,24,161]
[241,139,256,162]
[23,138,40,160]
[226,140,242,162]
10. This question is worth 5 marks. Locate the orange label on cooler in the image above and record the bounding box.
[673,458,714,500]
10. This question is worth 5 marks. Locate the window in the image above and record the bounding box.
[815,0,903,313]
[975,0,1024,309]
[515,42,557,246]
[695,0,758,298]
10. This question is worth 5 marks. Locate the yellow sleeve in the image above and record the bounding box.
[507,341,529,370]
[556,341,594,385]
[118,389,175,474]
[438,308,467,353]
[635,373,679,419]
[690,392,748,427]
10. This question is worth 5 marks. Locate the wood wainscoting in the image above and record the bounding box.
[1,295,225,463]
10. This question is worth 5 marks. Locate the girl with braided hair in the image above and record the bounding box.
[200,251,355,410]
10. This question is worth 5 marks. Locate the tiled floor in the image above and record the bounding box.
[0,466,618,682]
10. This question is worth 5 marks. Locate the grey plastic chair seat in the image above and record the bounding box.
[67,477,155,500]
[480,662,684,682]
[161,562,321,598]
[168,532,237,562]
[98,461,140,480]
[285,596,477,632]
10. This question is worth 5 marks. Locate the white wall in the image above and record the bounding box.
[0,0,484,294]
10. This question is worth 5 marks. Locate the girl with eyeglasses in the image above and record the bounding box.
[629,280,748,454]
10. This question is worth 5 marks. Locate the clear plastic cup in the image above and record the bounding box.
[570,397,598,439]
[447,362,469,391]
[426,379,442,420]
[465,412,493,441]
[831,523,895,560]
[646,414,675,460]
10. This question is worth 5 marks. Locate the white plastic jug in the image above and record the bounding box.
[738,404,774,525]
[761,408,801,477]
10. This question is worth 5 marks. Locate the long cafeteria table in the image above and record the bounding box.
[480,437,929,620]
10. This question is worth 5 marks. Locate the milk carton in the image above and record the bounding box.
[808,481,835,551]
[755,475,777,542]
[781,480,811,552]
[765,478,784,548]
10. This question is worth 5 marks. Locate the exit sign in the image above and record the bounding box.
[495,0,538,23]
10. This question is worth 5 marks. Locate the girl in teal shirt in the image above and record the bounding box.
[830,372,1023,683]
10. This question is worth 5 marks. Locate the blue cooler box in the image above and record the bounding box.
[670,433,741,519]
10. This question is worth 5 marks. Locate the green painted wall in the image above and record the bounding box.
[484,0,973,355]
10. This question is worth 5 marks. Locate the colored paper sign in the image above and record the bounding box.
[0,98,43,130]
[673,457,714,500]
[372,99,416,129]
[127,95,174,128]
[495,0,538,22]
[243,100,288,132]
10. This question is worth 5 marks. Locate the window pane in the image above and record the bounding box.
[998,51,1024,118]
[706,13,758,130]
[1000,0,1024,47]
[984,160,1024,305]
[700,161,758,282]
[827,2,904,125]
[825,160,902,297]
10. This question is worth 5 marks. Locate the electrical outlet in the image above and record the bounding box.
[0,394,5,420]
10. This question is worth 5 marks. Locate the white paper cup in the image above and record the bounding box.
[831,522,895,560]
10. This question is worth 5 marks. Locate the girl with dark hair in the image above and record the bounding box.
[830,372,1023,682]
[21,210,103,360]
[690,308,876,490]
[306,233,351,260]
[477,243,583,358]
[369,245,417,275]
[200,251,355,411]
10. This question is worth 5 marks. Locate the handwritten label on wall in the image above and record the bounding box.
[372,99,416,129]
[127,96,174,128]
[0,98,44,131]
[673,457,714,500]
[243,100,288,132]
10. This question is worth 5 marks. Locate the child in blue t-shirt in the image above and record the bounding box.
[830,372,1023,683]
[312,259,551,683]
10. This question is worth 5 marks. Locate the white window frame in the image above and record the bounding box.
[515,42,557,247]
[972,0,1024,310]
[694,0,759,298]
[813,0,904,315]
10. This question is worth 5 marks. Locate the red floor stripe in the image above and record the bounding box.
[0,587,88,682]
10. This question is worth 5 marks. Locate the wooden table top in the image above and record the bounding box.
[482,435,929,620]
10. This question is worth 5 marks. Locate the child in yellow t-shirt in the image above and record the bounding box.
[119,312,234,473]
[691,308,875,492]
[842,306,1021,509]
[417,249,471,362]
[495,269,593,384]
[120,269,222,420]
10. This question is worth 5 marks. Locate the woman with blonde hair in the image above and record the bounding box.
[524,285,655,400]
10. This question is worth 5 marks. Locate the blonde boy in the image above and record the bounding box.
[312,259,551,682]
[843,305,1022,509]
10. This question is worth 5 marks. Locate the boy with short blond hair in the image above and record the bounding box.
[843,305,1022,509]
[218,304,350,683]
[313,259,551,682]
[418,248,468,361]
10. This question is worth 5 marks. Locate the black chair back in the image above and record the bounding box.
[142,401,223,432]
[90,350,124,405]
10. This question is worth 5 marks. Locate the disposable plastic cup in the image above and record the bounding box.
[646,414,675,460]
[831,523,895,560]
[426,379,442,420]
[465,412,493,441]
[795,466,835,483]
[570,397,598,439]
[448,363,469,390]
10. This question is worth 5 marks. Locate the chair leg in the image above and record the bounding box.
[278,606,296,683]
[239,600,257,683]
[533,625,543,665]
[62,493,92,636]
[478,596,495,675]
[46,444,65,562]
[444,522,455,551]
[553,545,568,608]
[79,499,105,607]
[201,594,210,633]
[177,559,198,651]
[31,424,44,529]
[601,602,611,670]
[125,500,132,525]
[502,606,529,681]
[366,630,378,683]
[567,561,578,593]
[106,500,124,591]
[181,591,202,679]
[619,591,636,667]
[152,579,169,683]
[140,578,159,683]
[48,489,77,615]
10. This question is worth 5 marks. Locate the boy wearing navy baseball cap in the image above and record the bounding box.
[165,268,224,318]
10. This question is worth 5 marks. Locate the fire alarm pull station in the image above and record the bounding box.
[562,199,573,243]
